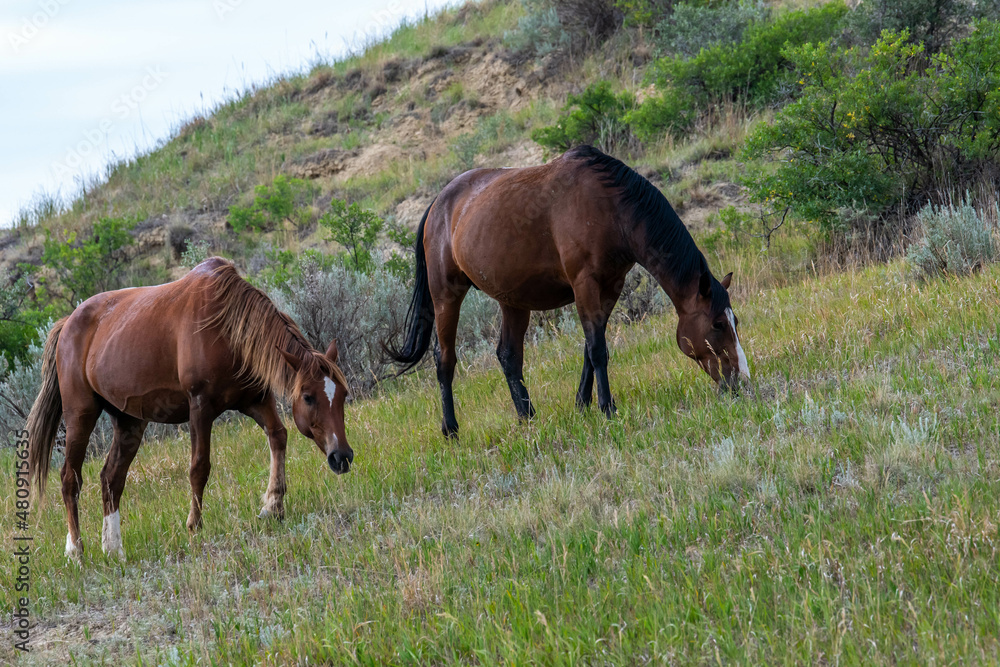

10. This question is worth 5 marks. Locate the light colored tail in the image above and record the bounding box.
[27,317,67,498]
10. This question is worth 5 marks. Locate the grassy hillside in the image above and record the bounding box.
[6,0,1000,663]
[1,0,752,280]
[3,250,999,664]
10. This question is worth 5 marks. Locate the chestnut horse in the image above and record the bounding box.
[387,145,750,437]
[26,257,352,559]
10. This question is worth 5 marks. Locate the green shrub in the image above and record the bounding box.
[740,22,1000,236]
[384,218,417,280]
[37,216,136,308]
[841,0,1000,53]
[630,2,847,140]
[504,0,571,57]
[0,326,46,444]
[653,0,770,58]
[451,112,525,171]
[906,197,998,278]
[319,199,384,272]
[180,238,212,268]
[0,277,55,368]
[505,0,621,58]
[532,81,637,153]
[229,175,315,233]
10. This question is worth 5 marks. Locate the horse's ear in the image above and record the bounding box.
[720,272,733,290]
[325,339,339,363]
[699,271,712,298]
[277,346,302,373]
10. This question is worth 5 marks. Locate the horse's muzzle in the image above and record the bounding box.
[719,375,750,396]
[328,449,354,474]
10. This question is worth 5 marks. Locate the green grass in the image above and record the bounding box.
[4,254,1000,664]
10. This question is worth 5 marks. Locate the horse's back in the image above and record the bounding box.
[432,154,624,310]
[56,262,231,421]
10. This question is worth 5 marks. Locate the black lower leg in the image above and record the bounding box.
[498,346,535,419]
[586,326,616,417]
[576,346,594,410]
[435,347,460,438]
[497,307,534,420]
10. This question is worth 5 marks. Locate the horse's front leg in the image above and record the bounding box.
[186,401,217,532]
[241,396,288,520]
[573,277,620,418]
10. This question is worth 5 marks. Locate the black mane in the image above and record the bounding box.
[569,145,730,313]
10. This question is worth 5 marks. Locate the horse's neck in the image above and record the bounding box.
[629,229,700,313]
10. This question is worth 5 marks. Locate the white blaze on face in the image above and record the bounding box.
[323,376,337,407]
[102,510,123,558]
[725,308,751,380]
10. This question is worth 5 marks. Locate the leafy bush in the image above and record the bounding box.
[630,2,847,140]
[0,326,44,443]
[613,0,674,28]
[504,0,571,57]
[906,197,998,278]
[612,266,668,323]
[180,238,212,268]
[264,255,502,395]
[505,0,620,58]
[841,0,1000,54]
[229,175,315,233]
[319,199,385,272]
[532,81,637,154]
[36,216,136,308]
[653,0,770,58]
[451,112,525,171]
[740,23,1000,237]
[0,276,56,368]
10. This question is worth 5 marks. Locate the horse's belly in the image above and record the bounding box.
[454,231,574,309]
[122,390,190,423]
[480,276,575,310]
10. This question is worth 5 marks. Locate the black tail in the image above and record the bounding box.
[384,199,436,372]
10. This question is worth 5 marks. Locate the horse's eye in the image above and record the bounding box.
[303,394,316,406]
[712,320,725,331]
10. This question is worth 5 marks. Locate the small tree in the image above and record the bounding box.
[0,275,55,368]
[319,199,384,272]
[38,216,136,308]
[532,81,637,154]
[229,175,315,232]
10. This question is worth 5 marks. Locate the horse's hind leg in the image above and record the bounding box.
[61,402,102,558]
[575,346,594,411]
[497,305,535,420]
[99,412,147,559]
[432,282,470,439]
[241,396,288,520]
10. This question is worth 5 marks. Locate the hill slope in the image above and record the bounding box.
[1,0,742,281]
[3,257,999,663]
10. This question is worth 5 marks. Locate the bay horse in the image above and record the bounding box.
[26,257,352,559]
[387,145,750,437]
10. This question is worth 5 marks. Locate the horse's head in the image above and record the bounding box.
[279,340,353,474]
[676,271,750,392]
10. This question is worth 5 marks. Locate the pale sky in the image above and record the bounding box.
[0,0,454,226]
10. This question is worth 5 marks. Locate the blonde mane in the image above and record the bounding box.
[196,259,349,397]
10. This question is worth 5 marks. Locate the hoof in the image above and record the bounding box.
[65,533,83,560]
[441,421,459,440]
[186,514,203,534]
[103,545,126,560]
[101,510,125,560]
[258,506,285,521]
